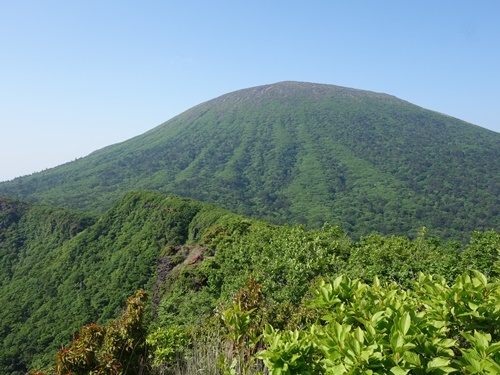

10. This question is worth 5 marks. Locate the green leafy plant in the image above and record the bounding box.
[146,324,189,370]
[220,278,266,375]
[258,272,500,374]
[257,324,320,375]
[456,331,500,374]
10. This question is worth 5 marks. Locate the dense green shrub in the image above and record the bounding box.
[258,272,500,374]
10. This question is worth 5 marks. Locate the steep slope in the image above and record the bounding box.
[0,81,498,239]
[0,192,229,373]
[0,197,96,374]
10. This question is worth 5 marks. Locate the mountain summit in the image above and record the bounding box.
[1,81,498,238]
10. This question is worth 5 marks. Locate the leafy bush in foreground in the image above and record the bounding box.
[258,272,500,374]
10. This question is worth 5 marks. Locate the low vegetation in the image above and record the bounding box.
[1,192,498,374]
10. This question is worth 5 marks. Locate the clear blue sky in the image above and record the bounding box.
[1,1,499,182]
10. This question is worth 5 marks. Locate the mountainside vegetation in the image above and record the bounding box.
[0,82,498,240]
[0,192,208,373]
[1,82,499,373]
[1,192,498,374]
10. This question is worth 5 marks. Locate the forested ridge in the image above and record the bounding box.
[1,192,498,374]
[0,82,498,240]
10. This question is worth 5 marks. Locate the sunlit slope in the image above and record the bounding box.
[1,81,498,238]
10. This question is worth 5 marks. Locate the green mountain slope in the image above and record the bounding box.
[0,197,96,373]
[0,81,498,239]
[0,192,223,373]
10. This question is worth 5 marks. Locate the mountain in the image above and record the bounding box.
[0,81,498,239]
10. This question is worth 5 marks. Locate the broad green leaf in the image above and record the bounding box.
[390,332,405,352]
[402,351,421,367]
[399,312,411,335]
[468,300,479,311]
[333,275,342,289]
[326,363,346,374]
[471,270,488,287]
[486,341,500,355]
[438,366,460,374]
[354,327,364,343]
[371,311,385,323]
[390,365,409,375]
[427,357,451,370]
[474,330,491,351]
[350,337,361,355]
[431,320,447,329]
[322,314,335,322]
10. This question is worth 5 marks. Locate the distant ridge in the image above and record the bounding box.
[0,81,498,239]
